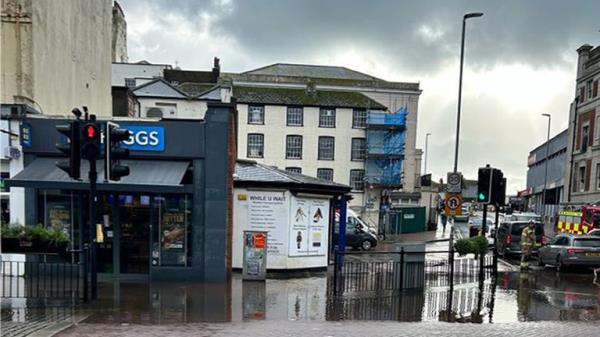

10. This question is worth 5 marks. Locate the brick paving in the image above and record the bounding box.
[56,320,600,337]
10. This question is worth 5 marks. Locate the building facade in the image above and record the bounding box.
[564,44,600,204]
[221,64,422,225]
[2,0,114,225]
[526,129,568,217]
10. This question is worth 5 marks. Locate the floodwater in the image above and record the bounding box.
[4,269,600,326]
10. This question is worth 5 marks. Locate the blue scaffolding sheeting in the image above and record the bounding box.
[366,130,406,156]
[365,159,403,185]
[366,107,407,127]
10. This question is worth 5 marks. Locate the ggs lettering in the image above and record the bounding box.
[123,130,160,146]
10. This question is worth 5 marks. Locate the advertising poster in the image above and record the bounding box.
[289,197,330,256]
[162,212,185,250]
[289,197,310,256]
[247,191,288,257]
[47,202,70,238]
[308,199,329,256]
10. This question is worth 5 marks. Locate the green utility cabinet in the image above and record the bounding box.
[390,207,426,234]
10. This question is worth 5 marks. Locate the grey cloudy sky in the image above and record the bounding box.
[121,0,600,193]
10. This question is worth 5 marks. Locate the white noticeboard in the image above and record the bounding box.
[289,197,329,256]
[247,191,288,257]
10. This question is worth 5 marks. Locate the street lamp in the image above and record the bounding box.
[424,133,431,174]
[541,113,551,224]
[453,12,483,173]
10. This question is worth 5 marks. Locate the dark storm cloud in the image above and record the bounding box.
[122,0,600,74]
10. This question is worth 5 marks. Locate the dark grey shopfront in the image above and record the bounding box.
[7,107,233,282]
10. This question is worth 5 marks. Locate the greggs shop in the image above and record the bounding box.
[6,107,233,282]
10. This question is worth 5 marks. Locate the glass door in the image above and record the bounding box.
[118,195,151,274]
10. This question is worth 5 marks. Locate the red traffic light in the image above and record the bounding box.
[83,124,98,139]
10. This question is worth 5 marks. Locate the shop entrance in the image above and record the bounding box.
[118,195,151,274]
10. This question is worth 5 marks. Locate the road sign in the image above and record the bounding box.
[444,193,463,216]
[447,172,462,193]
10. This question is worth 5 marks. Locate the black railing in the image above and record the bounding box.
[332,249,495,295]
[1,259,86,300]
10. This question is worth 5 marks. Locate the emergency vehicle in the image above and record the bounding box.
[557,205,600,235]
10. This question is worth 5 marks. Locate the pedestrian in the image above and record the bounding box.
[441,212,447,231]
[520,220,536,270]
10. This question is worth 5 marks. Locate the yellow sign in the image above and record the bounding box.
[96,223,104,243]
[445,193,463,216]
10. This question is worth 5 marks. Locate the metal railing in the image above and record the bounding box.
[1,257,87,301]
[332,249,495,295]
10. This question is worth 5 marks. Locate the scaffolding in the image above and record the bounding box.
[365,107,407,187]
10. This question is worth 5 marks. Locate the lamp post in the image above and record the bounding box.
[541,113,551,224]
[424,132,431,175]
[453,12,483,173]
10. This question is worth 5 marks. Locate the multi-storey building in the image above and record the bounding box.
[564,44,600,203]
[1,0,114,225]
[221,64,422,224]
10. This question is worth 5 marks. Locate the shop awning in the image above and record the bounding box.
[7,157,192,193]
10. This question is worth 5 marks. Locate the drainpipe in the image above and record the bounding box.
[568,97,579,202]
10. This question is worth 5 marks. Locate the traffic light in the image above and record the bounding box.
[105,122,131,181]
[491,170,505,205]
[477,166,492,204]
[81,123,100,161]
[56,120,81,179]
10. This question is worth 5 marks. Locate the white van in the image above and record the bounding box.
[334,209,378,250]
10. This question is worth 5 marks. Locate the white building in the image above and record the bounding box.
[222,64,422,225]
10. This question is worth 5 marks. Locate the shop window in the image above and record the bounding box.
[248,105,264,124]
[287,106,303,126]
[318,136,335,160]
[154,194,192,267]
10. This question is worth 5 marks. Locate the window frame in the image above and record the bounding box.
[319,108,336,128]
[247,133,264,158]
[596,163,600,191]
[285,135,303,159]
[351,138,366,161]
[352,109,367,129]
[588,79,594,99]
[318,136,335,160]
[285,167,302,174]
[286,106,304,127]
[124,78,136,88]
[579,164,586,192]
[582,123,590,153]
[316,168,334,181]
[349,169,365,191]
[247,105,265,125]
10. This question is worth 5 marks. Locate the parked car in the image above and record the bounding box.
[495,221,545,257]
[468,217,495,245]
[333,209,378,251]
[454,206,470,222]
[538,234,600,271]
[505,212,541,222]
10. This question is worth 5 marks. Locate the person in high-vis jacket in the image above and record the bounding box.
[520,220,536,270]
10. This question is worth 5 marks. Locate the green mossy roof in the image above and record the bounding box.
[233,86,386,109]
[176,82,215,97]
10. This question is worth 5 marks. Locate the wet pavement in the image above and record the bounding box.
[4,220,600,335]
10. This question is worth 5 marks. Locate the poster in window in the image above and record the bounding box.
[162,212,185,250]
[47,202,70,238]
[246,191,288,256]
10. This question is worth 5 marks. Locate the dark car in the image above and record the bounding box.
[495,221,545,257]
[333,218,378,251]
[538,235,600,271]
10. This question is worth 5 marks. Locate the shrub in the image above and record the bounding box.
[1,224,69,245]
[453,235,488,257]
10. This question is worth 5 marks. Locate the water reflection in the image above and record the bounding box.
[4,271,600,325]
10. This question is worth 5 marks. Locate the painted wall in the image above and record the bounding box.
[136,97,207,119]
[1,0,112,116]
[236,103,366,207]
[112,63,169,87]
